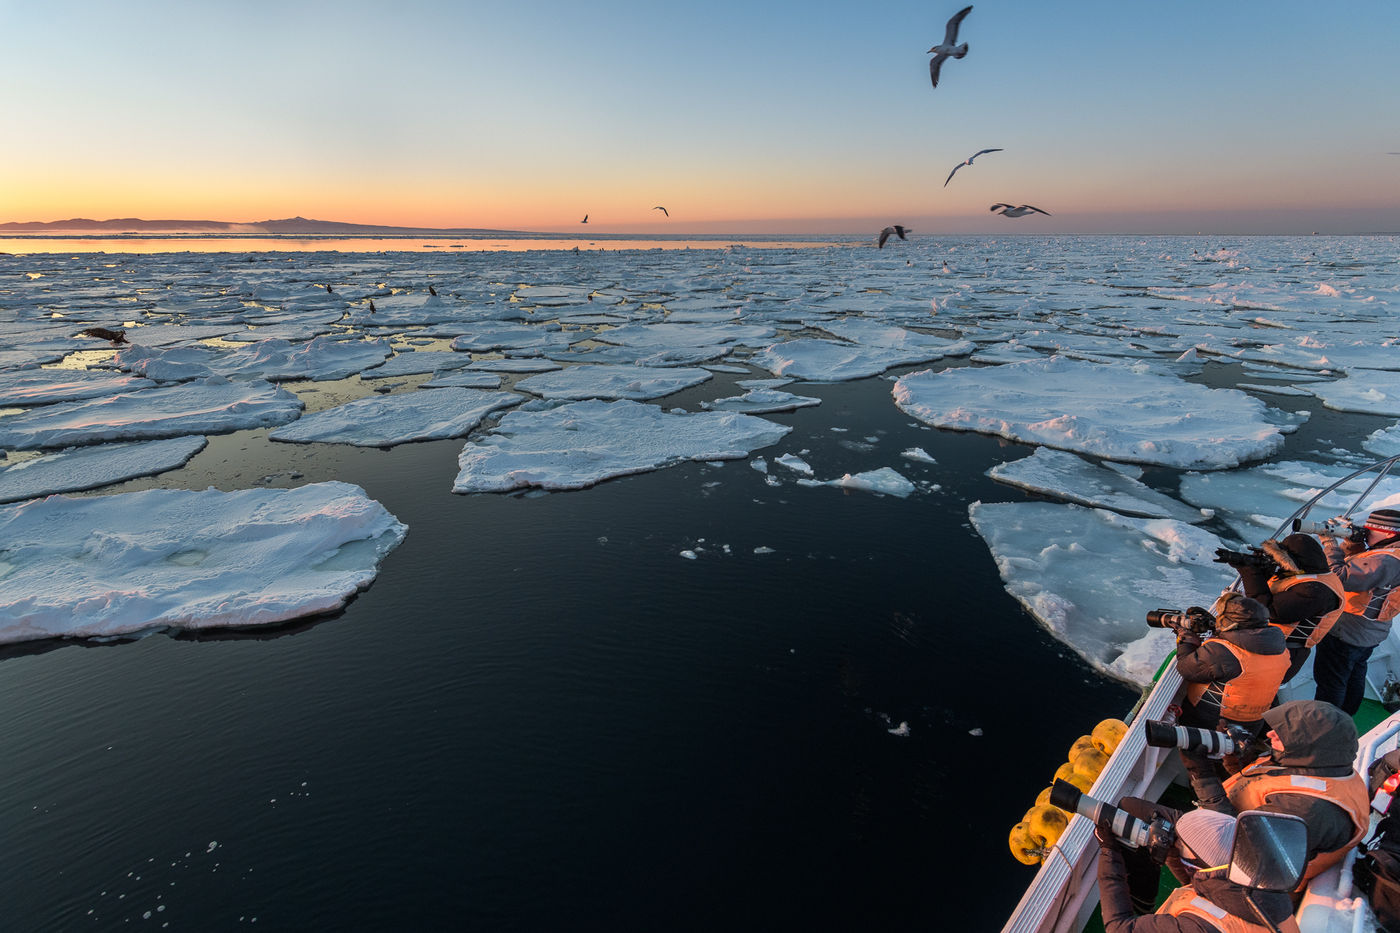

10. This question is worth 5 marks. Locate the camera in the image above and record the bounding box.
[1142,719,1260,760]
[1212,547,1278,572]
[1049,779,1176,864]
[1146,607,1214,636]
[1292,516,1365,543]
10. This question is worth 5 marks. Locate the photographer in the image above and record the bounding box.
[1219,700,1369,887]
[1314,508,1400,714]
[1095,806,1295,931]
[1171,594,1288,803]
[1216,534,1344,684]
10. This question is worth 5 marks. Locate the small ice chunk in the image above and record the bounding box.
[901,447,936,463]
[774,454,813,475]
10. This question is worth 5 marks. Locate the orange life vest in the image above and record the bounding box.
[1223,763,1370,884]
[1340,545,1400,623]
[1157,885,1299,932]
[1267,572,1345,647]
[1184,639,1290,724]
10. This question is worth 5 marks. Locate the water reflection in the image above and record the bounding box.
[0,234,860,255]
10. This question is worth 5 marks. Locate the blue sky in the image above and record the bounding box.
[3,0,1397,233]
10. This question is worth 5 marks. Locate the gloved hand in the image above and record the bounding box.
[1094,822,1122,850]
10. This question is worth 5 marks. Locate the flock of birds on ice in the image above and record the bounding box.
[572,6,1046,249]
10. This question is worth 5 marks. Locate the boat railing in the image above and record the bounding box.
[1002,664,1187,933]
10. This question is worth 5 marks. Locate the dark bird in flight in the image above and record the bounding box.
[928,5,973,88]
[877,225,909,248]
[78,326,128,344]
[428,285,438,296]
[989,203,1050,217]
[582,214,589,224]
[653,206,669,217]
[944,148,1002,186]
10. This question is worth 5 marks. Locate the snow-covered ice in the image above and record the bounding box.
[1178,459,1400,543]
[969,501,1234,686]
[700,387,822,413]
[514,364,712,401]
[0,377,304,451]
[0,481,406,644]
[0,436,208,504]
[894,357,1292,470]
[269,389,521,446]
[752,338,947,382]
[453,399,791,493]
[988,447,1206,522]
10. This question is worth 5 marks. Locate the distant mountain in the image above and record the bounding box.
[0,216,525,235]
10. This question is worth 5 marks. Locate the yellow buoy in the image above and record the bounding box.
[1053,761,1078,784]
[1072,745,1110,781]
[1034,785,1054,809]
[1009,821,1042,865]
[1064,769,1093,794]
[1069,734,1095,758]
[1091,718,1128,755]
[1028,804,1069,849]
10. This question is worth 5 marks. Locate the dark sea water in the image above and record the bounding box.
[2,373,1137,932]
[2,236,1394,931]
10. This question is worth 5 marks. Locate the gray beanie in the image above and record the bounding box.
[1176,808,1235,868]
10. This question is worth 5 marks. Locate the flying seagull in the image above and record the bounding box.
[877,225,909,248]
[928,5,973,89]
[944,147,1002,187]
[653,206,669,217]
[581,214,588,223]
[989,203,1050,217]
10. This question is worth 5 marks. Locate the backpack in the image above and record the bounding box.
[1356,750,1400,932]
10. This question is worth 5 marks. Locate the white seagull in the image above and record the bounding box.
[944,147,1002,187]
[877,225,909,248]
[928,5,973,89]
[989,203,1050,218]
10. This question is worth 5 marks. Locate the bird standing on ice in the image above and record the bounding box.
[989,203,1050,217]
[928,5,973,88]
[944,147,1001,186]
[877,225,909,248]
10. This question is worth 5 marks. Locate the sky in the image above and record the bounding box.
[2,0,1398,235]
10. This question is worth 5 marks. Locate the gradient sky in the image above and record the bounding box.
[3,0,1398,234]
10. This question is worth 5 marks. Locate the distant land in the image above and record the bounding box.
[0,217,526,235]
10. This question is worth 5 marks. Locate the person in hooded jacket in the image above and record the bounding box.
[1221,534,1344,685]
[1218,699,1370,887]
[1175,593,1290,735]
[1313,508,1400,714]
[1096,807,1296,931]
[1172,593,1290,806]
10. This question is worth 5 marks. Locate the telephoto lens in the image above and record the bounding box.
[1143,720,1238,756]
[1049,779,1152,849]
[1145,609,1188,629]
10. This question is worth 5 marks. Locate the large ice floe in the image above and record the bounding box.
[113,336,394,382]
[969,501,1234,686]
[513,364,712,401]
[453,399,791,493]
[752,338,949,382]
[0,481,406,645]
[269,388,521,446]
[1308,371,1400,416]
[0,377,304,450]
[894,356,1292,470]
[0,369,156,405]
[0,436,207,504]
[988,447,1207,523]
[1178,459,1400,544]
